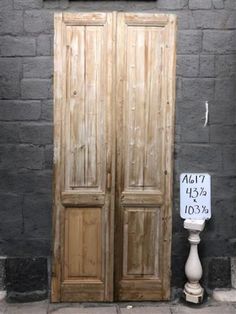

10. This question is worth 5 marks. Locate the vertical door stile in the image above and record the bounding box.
[52,12,66,303]
[114,11,126,301]
[162,15,177,299]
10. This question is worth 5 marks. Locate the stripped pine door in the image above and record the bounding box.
[115,13,176,301]
[52,11,176,302]
[52,12,115,302]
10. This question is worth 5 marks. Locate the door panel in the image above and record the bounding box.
[64,207,102,279]
[52,11,176,303]
[123,208,159,276]
[115,13,176,301]
[52,12,115,302]
[65,25,105,190]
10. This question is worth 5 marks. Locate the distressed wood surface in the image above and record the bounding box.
[52,12,114,302]
[114,12,177,301]
[52,11,176,302]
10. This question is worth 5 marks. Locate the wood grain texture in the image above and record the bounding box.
[51,12,64,303]
[52,12,114,302]
[115,12,177,301]
[64,208,102,279]
[52,11,176,302]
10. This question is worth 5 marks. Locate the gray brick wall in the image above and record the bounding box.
[0,0,236,293]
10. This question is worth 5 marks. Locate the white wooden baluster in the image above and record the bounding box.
[183,219,205,304]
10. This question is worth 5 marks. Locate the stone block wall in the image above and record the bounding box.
[0,0,236,300]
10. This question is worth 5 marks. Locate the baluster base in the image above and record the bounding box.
[183,283,204,304]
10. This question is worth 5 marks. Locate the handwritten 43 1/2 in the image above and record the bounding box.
[186,187,207,198]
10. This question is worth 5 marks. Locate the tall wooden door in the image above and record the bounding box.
[52,12,176,303]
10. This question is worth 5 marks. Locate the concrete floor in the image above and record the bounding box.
[1,299,236,314]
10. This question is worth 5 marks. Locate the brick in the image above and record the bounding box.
[0,123,20,144]
[0,100,41,121]
[41,100,53,121]
[0,238,50,257]
[223,146,236,172]
[215,55,236,77]
[177,30,202,54]
[0,193,23,238]
[177,55,199,77]
[0,0,13,11]
[6,258,48,294]
[0,170,27,193]
[208,258,231,288]
[34,170,52,193]
[21,79,51,100]
[177,144,222,172]
[171,256,187,288]
[0,10,23,35]
[201,237,235,257]
[200,55,215,77]
[175,11,196,30]
[203,30,236,53]
[0,144,44,170]
[43,0,60,9]
[177,101,209,143]
[23,194,51,237]
[213,0,224,9]
[210,100,236,125]
[212,176,236,200]
[44,145,53,169]
[225,0,236,9]
[0,58,21,99]
[19,122,53,145]
[24,10,53,34]
[156,0,188,9]
[189,0,212,9]
[193,10,229,29]
[182,78,214,100]
[14,0,42,9]
[225,12,236,29]
[0,36,35,56]
[23,57,53,78]
[176,78,183,100]
[210,124,236,144]
[212,198,236,237]
[215,77,236,101]
[43,0,68,9]
[172,234,189,257]
[0,169,52,194]
[37,34,52,56]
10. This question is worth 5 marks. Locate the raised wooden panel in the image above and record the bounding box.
[124,26,164,191]
[64,25,106,190]
[115,12,176,301]
[64,208,102,280]
[52,12,115,302]
[123,208,160,277]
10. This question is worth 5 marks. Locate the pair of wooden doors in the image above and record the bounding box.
[52,12,176,302]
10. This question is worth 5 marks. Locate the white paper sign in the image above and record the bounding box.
[180,173,211,220]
